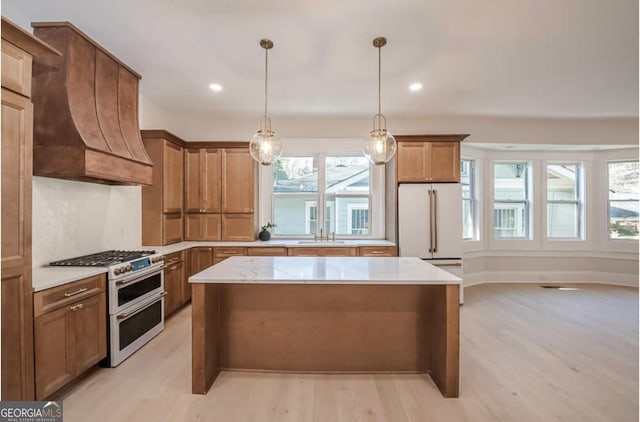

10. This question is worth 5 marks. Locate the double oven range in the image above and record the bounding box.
[50,250,165,366]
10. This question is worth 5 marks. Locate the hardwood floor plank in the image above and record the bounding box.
[58,283,638,422]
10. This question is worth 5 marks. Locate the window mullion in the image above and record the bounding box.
[318,154,326,234]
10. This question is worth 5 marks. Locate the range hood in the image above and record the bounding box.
[31,22,153,185]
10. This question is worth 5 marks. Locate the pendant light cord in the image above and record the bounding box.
[377,44,381,116]
[264,45,269,123]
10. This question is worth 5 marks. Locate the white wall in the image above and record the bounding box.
[32,177,141,267]
[461,145,639,286]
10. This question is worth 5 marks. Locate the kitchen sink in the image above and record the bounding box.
[297,240,346,244]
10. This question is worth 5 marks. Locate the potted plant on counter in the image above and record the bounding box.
[259,222,277,241]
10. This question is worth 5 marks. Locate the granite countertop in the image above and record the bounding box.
[151,239,396,255]
[32,240,397,291]
[189,256,460,285]
[32,266,108,292]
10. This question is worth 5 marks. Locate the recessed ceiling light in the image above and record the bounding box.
[209,83,223,92]
[409,82,423,92]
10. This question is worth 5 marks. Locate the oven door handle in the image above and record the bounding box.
[116,292,167,321]
[115,267,162,286]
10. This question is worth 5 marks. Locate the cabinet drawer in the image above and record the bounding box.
[1,41,32,97]
[247,247,288,256]
[214,247,247,258]
[359,246,397,257]
[163,251,184,267]
[288,247,357,257]
[34,274,106,317]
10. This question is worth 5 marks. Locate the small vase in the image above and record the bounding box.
[258,229,271,241]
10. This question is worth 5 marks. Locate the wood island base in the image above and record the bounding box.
[192,282,460,397]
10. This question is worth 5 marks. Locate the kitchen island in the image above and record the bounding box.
[189,256,461,397]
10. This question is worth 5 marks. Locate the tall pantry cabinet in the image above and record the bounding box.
[1,17,60,400]
[141,130,185,245]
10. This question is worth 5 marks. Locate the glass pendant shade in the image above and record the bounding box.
[363,129,396,165]
[250,38,282,165]
[364,36,396,166]
[249,129,282,166]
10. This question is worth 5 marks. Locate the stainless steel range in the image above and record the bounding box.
[50,250,165,366]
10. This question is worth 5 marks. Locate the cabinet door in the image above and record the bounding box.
[222,149,254,213]
[162,141,183,212]
[321,247,357,257]
[187,248,214,277]
[162,213,183,245]
[288,248,320,256]
[1,88,34,400]
[202,149,221,212]
[397,142,428,182]
[164,261,184,317]
[34,306,74,400]
[428,142,460,182]
[184,149,202,212]
[184,214,221,241]
[74,293,107,374]
[222,214,254,241]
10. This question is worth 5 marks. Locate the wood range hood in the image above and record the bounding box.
[31,22,153,185]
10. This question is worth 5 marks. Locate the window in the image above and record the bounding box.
[546,163,582,239]
[608,161,639,240]
[494,161,530,238]
[461,159,476,240]
[270,154,373,237]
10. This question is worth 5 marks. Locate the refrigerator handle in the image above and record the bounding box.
[433,188,438,253]
[428,189,433,253]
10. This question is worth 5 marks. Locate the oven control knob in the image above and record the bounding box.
[114,268,121,275]
[126,264,132,272]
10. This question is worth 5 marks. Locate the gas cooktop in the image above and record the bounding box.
[49,250,157,267]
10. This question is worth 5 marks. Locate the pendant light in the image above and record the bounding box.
[363,37,396,165]
[249,39,282,165]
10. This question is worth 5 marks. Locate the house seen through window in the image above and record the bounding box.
[271,155,371,236]
[494,161,530,239]
[608,161,639,240]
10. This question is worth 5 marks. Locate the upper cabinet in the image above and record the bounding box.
[222,149,255,213]
[184,148,221,213]
[184,145,255,241]
[396,135,468,183]
[141,130,185,246]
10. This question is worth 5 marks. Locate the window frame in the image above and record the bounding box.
[259,139,385,239]
[545,161,583,240]
[607,159,639,241]
[461,158,477,241]
[493,161,532,240]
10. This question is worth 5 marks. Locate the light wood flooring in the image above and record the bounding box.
[60,283,638,421]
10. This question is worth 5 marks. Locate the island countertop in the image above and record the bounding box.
[189,256,461,285]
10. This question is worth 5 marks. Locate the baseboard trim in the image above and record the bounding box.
[463,271,639,288]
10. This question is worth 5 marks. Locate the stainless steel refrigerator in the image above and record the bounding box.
[398,183,464,303]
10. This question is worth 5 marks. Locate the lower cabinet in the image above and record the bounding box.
[163,251,185,317]
[33,275,106,400]
[186,247,214,278]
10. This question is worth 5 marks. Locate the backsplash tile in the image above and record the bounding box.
[32,177,142,267]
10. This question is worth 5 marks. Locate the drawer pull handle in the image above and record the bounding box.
[64,287,88,297]
[70,303,85,311]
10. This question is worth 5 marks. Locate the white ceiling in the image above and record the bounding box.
[3,0,638,124]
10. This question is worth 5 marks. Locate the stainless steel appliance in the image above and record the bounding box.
[398,184,464,303]
[50,250,165,366]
